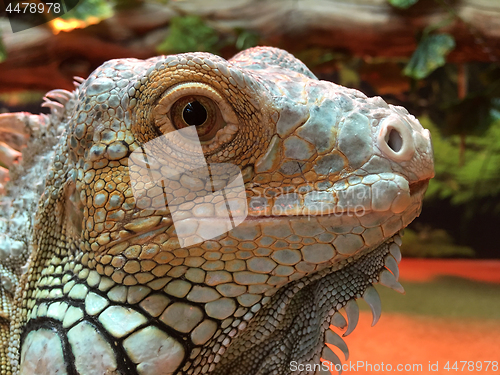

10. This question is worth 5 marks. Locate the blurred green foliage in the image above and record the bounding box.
[157,16,220,54]
[400,228,475,257]
[296,48,340,69]
[60,0,114,21]
[440,65,500,137]
[387,0,419,9]
[0,33,6,63]
[424,115,500,206]
[0,92,45,108]
[157,15,259,55]
[404,34,455,79]
[235,29,260,51]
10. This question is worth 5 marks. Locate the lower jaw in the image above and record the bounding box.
[95,205,416,291]
[194,203,417,261]
[210,235,404,375]
[98,179,426,257]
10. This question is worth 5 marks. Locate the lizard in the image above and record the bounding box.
[0,46,434,375]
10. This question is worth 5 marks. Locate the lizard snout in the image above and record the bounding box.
[375,111,435,183]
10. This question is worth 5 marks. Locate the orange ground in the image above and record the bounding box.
[321,259,500,375]
[397,259,500,284]
[328,312,500,375]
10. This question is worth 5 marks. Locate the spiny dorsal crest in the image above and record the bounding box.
[0,80,82,315]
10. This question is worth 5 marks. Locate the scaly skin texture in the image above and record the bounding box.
[0,47,433,375]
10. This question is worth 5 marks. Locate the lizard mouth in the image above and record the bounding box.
[102,174,428,253]
[409,178,430,197]
[247,173,428,218]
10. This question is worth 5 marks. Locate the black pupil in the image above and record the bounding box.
[183,101,207,126]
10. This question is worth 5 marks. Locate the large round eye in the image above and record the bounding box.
[170,95,223,141]
[154,82,239,147]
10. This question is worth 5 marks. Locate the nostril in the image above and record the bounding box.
[386,128,403,153]
[377,115,415,161]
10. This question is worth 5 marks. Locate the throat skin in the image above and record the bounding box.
[212,241,392,375]
[0,46,433,375]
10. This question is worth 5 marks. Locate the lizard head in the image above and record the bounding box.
[16,47,433,375]
[68,46,433,269]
